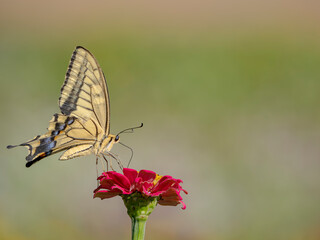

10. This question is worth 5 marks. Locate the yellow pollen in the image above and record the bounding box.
[153,174,163,185]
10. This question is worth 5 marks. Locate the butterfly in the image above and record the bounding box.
[7,46,142,168]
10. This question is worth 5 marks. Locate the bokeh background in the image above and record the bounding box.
[1,0,320,239]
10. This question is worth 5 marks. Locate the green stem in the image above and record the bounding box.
[122,192,158,240]
[131,216,147,240]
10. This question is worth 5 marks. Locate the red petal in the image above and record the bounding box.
[106,171,131,190]
[182,189,188,195]
[141,182,155,196]
[123,168,138,185]
[156,175,172,184]
[110,185,132,194]
[138,170,156,182]
[159,199,186,210]
[134,179,143,192]
[159,188,187,209]
[94,189,122,199]
[158,199,179,206]
[99,178,115,189]
[161,188,182,201]
[152,178,177,194]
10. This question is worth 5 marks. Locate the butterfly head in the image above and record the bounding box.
[100,124,143,155]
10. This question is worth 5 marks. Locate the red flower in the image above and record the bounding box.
[94,168,188,209]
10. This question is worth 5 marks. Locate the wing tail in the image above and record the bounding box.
[7,114,96,167]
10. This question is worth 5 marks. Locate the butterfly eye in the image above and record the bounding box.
[115,135,120,142]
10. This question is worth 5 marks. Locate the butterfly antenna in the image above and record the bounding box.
[119,142,134,168]
[7,144,19,149]
[117,123,143,136]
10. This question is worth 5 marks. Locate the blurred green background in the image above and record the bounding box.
[1,0,320,239]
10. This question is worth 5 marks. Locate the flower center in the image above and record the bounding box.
[153,174,162,186]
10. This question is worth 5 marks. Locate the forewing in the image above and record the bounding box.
[59,46,110,134]
[7,114,97,167]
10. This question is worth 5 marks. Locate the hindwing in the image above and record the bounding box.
[8,114,97,167]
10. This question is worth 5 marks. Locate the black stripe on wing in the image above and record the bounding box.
[7,116,77,168]
[59,49,86,115]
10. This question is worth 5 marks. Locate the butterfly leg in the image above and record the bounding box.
[96,157,99,187]
[99,156,106,172]
[102,154,113,171]
[108,151,124,171]
[118,142,134,168]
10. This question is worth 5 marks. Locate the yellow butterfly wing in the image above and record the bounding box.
[59,46,110,135]
[8,114,97,167]
[8,47,111,167]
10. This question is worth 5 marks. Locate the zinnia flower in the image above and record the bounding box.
[94,168,187,240]
[94,168,187,209]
